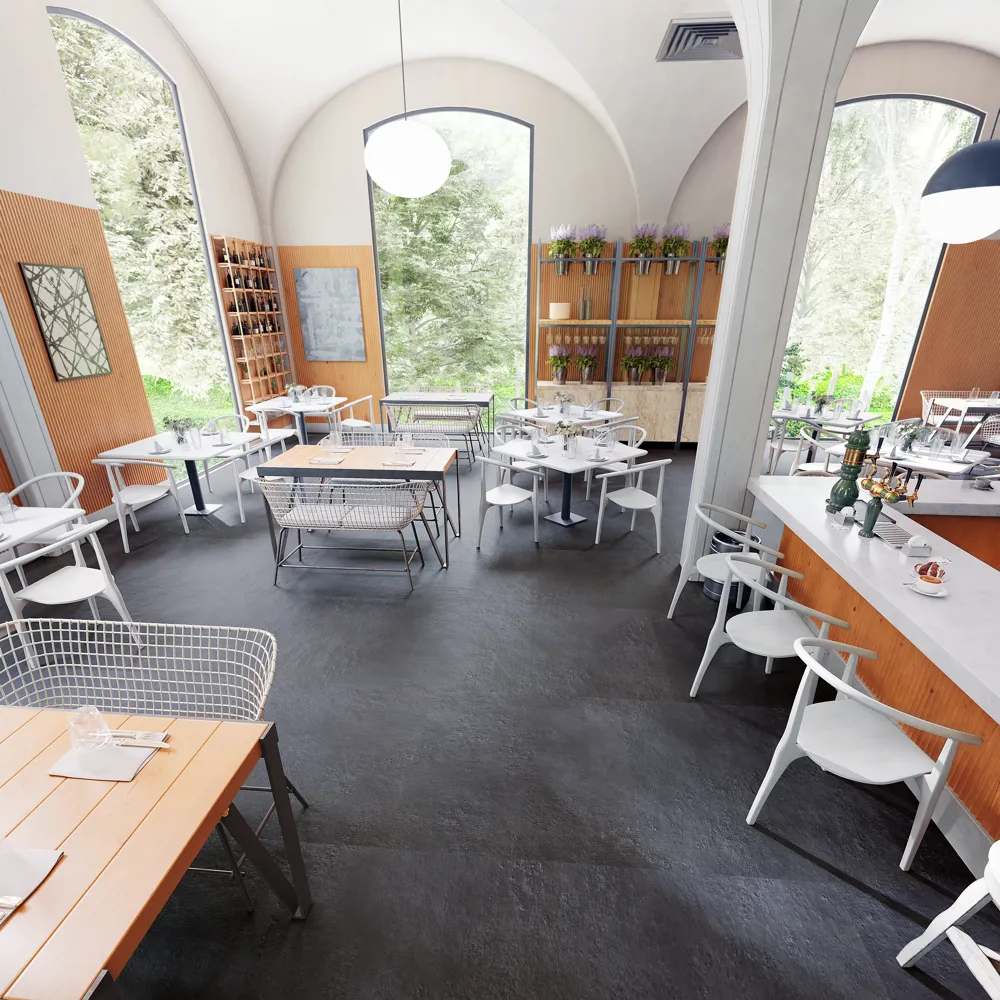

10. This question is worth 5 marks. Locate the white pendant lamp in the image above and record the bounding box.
[920,139,1000,244]
[364,0,451,199]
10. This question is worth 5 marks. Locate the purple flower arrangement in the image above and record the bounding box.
[661,223,692,257]
[578,224,608,257]
[623,345,648,373]
[630,223,659,257]
[710,224,730,257]
[548,344,572,373]
[548,225,576,257]
[649,345,676,370]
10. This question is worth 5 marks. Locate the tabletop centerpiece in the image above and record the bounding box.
[578,224,607,275]
[629,223,658,275]
[549,345,572,384]
[287,383,307,403]
[554,419,582,456]
[661,223,692,275]
[549,225,576,275]
[163,416,196,446]
[554,389,574,414]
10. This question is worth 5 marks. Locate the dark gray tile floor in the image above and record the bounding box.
[17,446,1000,998]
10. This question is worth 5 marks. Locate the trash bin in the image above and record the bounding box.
[703,531,759,606]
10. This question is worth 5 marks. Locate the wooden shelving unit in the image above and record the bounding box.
[211,234,293,415]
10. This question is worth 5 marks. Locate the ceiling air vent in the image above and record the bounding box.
[656,18,742,62]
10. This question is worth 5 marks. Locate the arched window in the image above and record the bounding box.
[367,109,532,398]
[782,96,982,416]
[48,11,233,422]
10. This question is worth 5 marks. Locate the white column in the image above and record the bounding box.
[680,0,878,565]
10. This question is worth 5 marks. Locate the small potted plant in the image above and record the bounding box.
[549,225,576,276]
[661,223,692,275]
[710,224,730,274]
[629,223,659,275]
[163,416,196,446]
[553,419,582,456]
[549,345,572,384]
[622,346,647,386]
[554,389,575,415]
[649,345,675,385]
[576,343,600,384]
[287,383,307,402]
[578,224,607,275]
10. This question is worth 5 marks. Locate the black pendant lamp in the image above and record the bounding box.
[921,139,1000,244]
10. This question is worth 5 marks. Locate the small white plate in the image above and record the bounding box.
[904,581,949,598]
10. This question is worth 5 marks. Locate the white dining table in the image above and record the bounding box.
[931,396,1000,430]
[767,407,882,473]
[508,404,623,427]
[248,396,347,445]
[98,431,259,515]
[0,506,86,552]
[826,442,992,477]
[492,436,646,526]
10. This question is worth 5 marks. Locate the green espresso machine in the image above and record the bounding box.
[825,426,872,515]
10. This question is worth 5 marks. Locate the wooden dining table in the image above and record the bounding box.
[256,443,460,567]
[0,707,310,1000]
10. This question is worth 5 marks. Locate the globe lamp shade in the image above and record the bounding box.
[921,139,1000,244]
[364,118,451,199]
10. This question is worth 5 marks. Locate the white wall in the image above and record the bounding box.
[0,0,260,238]
[272,57,637,247]
[668,41,1000,233]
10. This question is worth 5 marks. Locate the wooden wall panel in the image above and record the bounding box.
[780,526,1000,838]
[0,451,14,495]
[276,245,386,424]
[898,242,1000,419]
[0,191,158,512]
[909,514,1000,572]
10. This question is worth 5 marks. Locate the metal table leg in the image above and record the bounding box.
[183,459,222,516]
[545,471,586,526]
[440,472,450,568]
[221,724,312,919]
[294,412,308,445]
[85,972,125,999]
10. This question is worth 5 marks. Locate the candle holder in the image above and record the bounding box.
[857,456,923,538]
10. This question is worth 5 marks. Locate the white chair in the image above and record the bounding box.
[93,459,189,553]
[748,637,982,871]
[589,396,624,414]
[493,417,549,501]
[689,554,849,698]
[6,471,85,556]
[508,396,538,411]
[788,425,847,476]
[202,413,268,523]
[331,395,375,433]
[897,840,1000,994]
[593,457,672,553]
[250,404,298,458]
[0,519,132,623]
[668,503,784,620]
[476,455,543,548]
[585,423,647,500]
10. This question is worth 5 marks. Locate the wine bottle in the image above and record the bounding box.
[220,246,230,264]
[254,273,261,289]
[228,301,236,313]
[233,271,241,288]
[225,270,233,288]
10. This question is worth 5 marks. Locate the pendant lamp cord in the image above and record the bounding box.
[397,0,408,119]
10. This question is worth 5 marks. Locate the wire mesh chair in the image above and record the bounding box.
[257,479,442,591]
[384,402,481,467]
[0,617,297,911]
[920,388,993,427]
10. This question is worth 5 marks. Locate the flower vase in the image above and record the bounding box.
[653,367,667,385]
[553,369,567,385]
[559,401,570,415]
[663,256,681,275]
[580,366,595,385]
[715,254,726,275]
[583,254,600,275]
[633,256,652,276]
[552,254,570,276]
[626,367,642,386]
[173,429,188,446]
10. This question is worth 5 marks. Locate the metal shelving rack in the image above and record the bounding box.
[534,237,723,447]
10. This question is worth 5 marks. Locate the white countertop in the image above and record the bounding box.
[749,475,1000,724]
[904,478,1000,516]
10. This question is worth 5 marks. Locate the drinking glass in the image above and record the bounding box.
[188,426,203,449]
[0,493,15,524]
[402,432,413,451]
[67,706,112,753]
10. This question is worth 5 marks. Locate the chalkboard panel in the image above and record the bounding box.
[293,266,366,362]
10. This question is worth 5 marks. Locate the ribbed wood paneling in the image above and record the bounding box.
[0,451,14,494]
[0,191,158,512]
[898,242,1000,419]
[909,515,1000,572]
[780,526,1000,837]
[276,245,385,423]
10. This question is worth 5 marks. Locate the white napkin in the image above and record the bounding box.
[0,842,63,926]
[310,456,344,465]
[383,460,416,468]
[49,736,166,782]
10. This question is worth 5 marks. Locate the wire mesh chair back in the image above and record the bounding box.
[920,389,991,424]
[258,479,429,531]
[981,415,1000,446]
[0,618,276,722]
[385,402,479,435]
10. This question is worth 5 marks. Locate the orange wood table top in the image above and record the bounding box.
[0,708,266,1000]
[257,443,457,478]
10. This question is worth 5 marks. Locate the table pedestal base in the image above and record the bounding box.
[184,502,223,516]
[545,511,587,526]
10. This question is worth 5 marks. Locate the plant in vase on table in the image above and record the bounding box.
[163,416,196,446]
[630,223,658,275]
[622,346,648,385]
[578,224,607,274]
[553,420,582,455]
[548,225,576,275]
[710,224,730,274]
[549,345,572,384]
[660,223,692,274]
[554,389,575,415]
[649,345,675,385]
[287,383,307,402]
[576,344,600,384]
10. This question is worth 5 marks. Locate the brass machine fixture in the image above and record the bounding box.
[857,445,924,538]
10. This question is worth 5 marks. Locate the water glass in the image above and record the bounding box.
[67,706,112,753]
[216,426,230,446]
[188,426,203,449]
[402,432,413,451]
[0,493,14,524]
